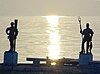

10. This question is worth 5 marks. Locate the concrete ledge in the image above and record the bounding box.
[4,51,18,65]
[79,53,93,66]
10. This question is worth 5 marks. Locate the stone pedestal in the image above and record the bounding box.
[4,51,18,65]
[79,53,93,66]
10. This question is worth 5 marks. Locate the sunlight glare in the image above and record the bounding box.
[51,62,56,66]
[45,16,60,60]
[45,16,60,27]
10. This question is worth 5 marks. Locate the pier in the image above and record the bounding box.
[0,58,86,74]
[1,60,100,74]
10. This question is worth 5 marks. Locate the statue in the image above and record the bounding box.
[78,17,94,54]
[6,19,18,52]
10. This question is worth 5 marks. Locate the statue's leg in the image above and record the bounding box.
[86,41,89,54]
[9,38,13,51]
[13,39,16,51]
[90,42,92,54]
[81,40,85,54]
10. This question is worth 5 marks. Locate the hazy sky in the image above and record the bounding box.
[0,0,100,16]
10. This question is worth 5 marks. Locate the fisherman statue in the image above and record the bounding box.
[4,19,18,65]
[6,20,18,52]
[78,17,94,54]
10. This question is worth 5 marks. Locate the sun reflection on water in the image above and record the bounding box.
[45,16,60,60]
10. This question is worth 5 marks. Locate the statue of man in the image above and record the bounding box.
[80,23,94,54]
[6,22,18,52]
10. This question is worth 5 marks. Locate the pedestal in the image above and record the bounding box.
[4,51,18,65]
[79,53,93,66]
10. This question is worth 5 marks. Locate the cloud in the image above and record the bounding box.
[0,0,100,16]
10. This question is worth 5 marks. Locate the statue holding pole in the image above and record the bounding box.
[78,17,94,66]
[4,19,18,65]
[6,19,18,52]
[78,17,94,54]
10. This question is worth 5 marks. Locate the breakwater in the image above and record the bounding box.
[0,63,88,74]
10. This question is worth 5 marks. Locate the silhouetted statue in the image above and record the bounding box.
[6,21,18,52]
[80,23,94,54]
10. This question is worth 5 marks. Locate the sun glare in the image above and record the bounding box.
[51,62,56,65]
[45,16,60,27]
[45,16,60,60]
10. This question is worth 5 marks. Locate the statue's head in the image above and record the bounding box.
[86,23,89,28]
[11,22,14,27]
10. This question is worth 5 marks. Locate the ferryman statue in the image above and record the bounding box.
[6,19,18,52]
[78,17,94,54]
[4,19,18,65]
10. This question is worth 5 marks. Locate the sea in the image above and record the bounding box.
[0,16,100,63]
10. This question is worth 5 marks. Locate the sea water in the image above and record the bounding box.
[0,16,100,63]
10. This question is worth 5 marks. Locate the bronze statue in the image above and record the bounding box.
[6,19,18,52]
[80,23,94,54]
[78,17,94,54]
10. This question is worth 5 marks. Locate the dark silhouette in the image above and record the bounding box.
[6,21,18,52]
[14,19,18,51]
[80,23,94,54]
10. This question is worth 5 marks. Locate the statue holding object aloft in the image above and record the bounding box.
[78,17,94,54]
[6,19,18,52]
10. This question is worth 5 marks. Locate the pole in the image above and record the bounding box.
[78,16,84,53]
[14,19,18,51]
[78,16,83,38]
[78,16,82,32]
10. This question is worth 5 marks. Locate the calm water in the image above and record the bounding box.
[0,16,100,63]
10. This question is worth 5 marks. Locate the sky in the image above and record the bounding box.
[0,0,100,16]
